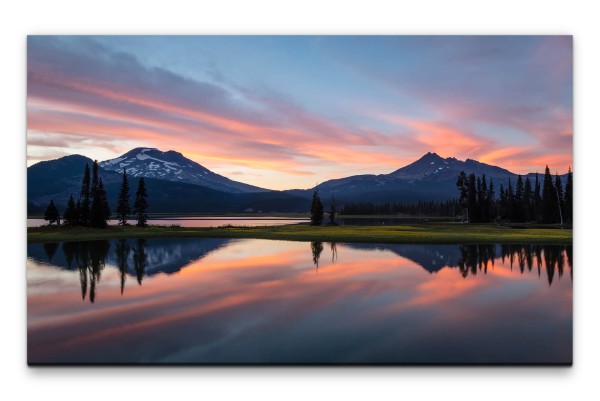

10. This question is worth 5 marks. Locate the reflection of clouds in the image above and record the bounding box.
[27,240,572,364]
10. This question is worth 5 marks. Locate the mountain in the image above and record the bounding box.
[99,147,266,193]
[27,154,308,214]
[289,152,564,205]
[27,150,566,214]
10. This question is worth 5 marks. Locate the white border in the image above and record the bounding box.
[4,1,599,400]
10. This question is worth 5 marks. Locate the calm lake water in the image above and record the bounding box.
[27,217,308,228]
[27,238,572,364]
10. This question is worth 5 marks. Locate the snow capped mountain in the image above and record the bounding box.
[100,148,267,193]
[388,152,514,182]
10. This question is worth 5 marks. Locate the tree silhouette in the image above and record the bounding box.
[133,239,147,284]
[63,194,78,226]
[311,241,324,270]
[79,163,91,226]
[115,170,131,225]
[328,194,337,225]
[44,200,60,225]
[564,167,573,224]
[89,161,111,228]
[542,165,557,223]
[133,178,149,227]
[115,239,130,295]
[310,190,324,226]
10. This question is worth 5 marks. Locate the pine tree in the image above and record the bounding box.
[99,178,111,223]
[133,177,148,227]
[89,165,110,228]
[310,190,324,226]
[555,173,564,226]
[487,179,495,221]
[115,170,131,225]
[63,194,77,226]
[467,173,477,223]
[79,163,91,226]
[44,200,60,225]
[328,194,337,225]
[541,165,557,223]
[534,173,542,222]
[564,167,573,224]
[507,178,514,222]
[456,171,469,221]
[515,175,524,222]
[523,177,533,222]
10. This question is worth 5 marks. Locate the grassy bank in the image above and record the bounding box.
[27,223,572,244]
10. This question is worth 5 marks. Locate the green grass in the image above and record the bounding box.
[27,223,572,244]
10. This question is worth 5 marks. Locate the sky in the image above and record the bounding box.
[27,35,573,190]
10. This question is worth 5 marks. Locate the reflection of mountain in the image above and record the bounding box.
[27,237,233,276]
[344,243,464,273]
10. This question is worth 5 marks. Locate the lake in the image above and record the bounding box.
[27,238,572,364]
[27,217,308,228]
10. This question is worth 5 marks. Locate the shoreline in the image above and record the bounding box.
[27,223,573,244]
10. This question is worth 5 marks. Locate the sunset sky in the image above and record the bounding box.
[27,35,573,190]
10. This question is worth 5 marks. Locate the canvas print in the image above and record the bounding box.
[26,36,573,365]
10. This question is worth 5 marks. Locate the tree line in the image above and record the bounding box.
[339,199,460,216]
[456,165,572,224]
[43,162,149,228]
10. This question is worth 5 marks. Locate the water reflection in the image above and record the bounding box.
[30,240,572,303]
[311,241,324,270]
[27,238,572,364]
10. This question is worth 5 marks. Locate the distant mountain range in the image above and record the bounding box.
[27,148,566,214]
[287,152,564,204]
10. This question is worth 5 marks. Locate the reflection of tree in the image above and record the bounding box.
[311,241,324,270]
[566,245,573,279]
[457,245,496,278]
[115,239,130,295]
[500,244,571,287]
[43,242,59,262]
[62,240,110,303]
[133,239,147,285]
[330,242,337,263]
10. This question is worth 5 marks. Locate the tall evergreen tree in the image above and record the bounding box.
[487,179,495,221]
[79,163,91,226]
[564,167,573,224]
[515,175,524,222]
[499,184,506,221]
[63,194,78,226]
[555,173,564,226]
[328,194,337,225]
[91,160,99,198]
[480,176,489,222]
[456,171,469,221]
[99,178,111,223]
[44,200,60,225]
[541,165,557,223]
[534,173,542,223]
[133,177,149,227]
[467,173,478,223]
[115,170,131,225]
[507,178,514,222]
[523,176,533,222]
[310,190,324,226]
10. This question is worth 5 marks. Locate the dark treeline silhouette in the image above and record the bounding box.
[456,166,573,224]
[458,243,572,286]
[44,163,150,228]
[310,190,324,225]
[340,199,460,216]
[59,160,111,228]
